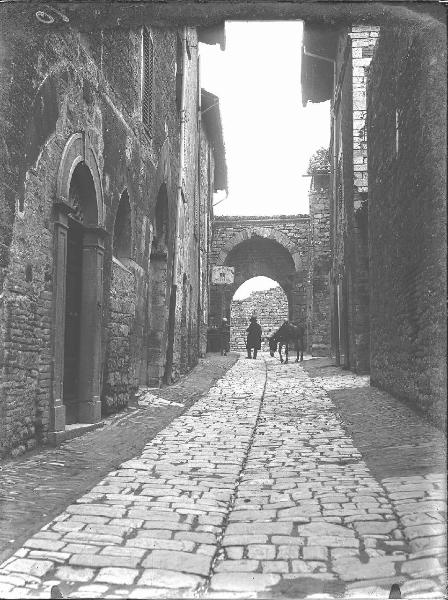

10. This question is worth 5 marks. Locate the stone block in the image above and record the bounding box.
[261,560,289,573]
[95,567,139,585]
[69,553,141,568]
[137,569,203,589]
[3,558,54,577]
[332,556,398,581]
[215,560,259,572]
[23,539,65,552]
[210,572,280,592]
[126,538,195,552]
[353,521,398,535]
[297,523,355,537]
[142,550,212,576]
[401,557,445,577]
[302,546,328,561]
[247,545,276,560]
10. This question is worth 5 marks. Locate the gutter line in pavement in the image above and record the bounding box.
[197,357,269,598]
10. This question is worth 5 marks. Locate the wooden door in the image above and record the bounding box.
[63,219,83,424]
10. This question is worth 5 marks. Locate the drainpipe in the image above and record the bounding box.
[303,47,335,74]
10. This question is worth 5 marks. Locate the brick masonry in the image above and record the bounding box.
[0,10,218,457]
[367,22,447,430]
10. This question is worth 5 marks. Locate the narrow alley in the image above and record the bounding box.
[0,354,445,599]
[0,5,446,598]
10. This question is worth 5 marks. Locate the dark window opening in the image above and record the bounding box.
[113,190,132,261]
[142,27,154,134]
[153,184,169,253]
[25,264,33,282]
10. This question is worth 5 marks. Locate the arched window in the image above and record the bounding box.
[113,190,132,261]
[142,27,154,134]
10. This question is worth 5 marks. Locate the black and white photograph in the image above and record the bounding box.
[0,1,446,598]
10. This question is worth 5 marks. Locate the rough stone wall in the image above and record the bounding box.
[198,121,215,357]
[103,260,138,414]
[308,174,331,356]
[329,25,378,372]
[174,28,201,379]
[350,26,378,372]
[230,287,289,351]
[0,11,208,457]
[154,29,213,381]
[367,23,447,430]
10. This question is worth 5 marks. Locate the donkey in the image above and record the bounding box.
[269,321,305,363]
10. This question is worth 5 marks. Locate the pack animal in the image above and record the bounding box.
[269,321,305,363]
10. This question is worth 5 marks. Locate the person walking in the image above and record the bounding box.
[219,317,230,356]
[246,315,262,359]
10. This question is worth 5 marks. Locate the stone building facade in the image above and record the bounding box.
[366,21,446,430]
[0,6,226,457]
[301,16,446,428]
[230,286,289,351]
[210,209,330,356]
[302,24,378,372]
[307,171,332,357]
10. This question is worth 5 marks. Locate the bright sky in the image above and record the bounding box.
[200,21,330,217]
[233,276,279,300]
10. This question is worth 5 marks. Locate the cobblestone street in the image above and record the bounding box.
[0,355,238,565]
[0,355,445,599]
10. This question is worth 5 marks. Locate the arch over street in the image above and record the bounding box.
[210,215,313,348]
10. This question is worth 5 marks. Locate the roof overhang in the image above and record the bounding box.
[201,89,228,193]
[198,23,226,51]
[301,24,339,107]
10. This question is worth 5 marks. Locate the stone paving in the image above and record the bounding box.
[0,355,445,599]
[0,354,238,564]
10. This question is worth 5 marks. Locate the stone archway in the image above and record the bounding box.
[210,230,309,332]
[51,133,107,440]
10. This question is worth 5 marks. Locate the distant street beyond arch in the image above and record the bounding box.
[210,214,328,354]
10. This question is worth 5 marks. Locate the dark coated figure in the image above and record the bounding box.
[246,315,262,359]
[389,584,402,599]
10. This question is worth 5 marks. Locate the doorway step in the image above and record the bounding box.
[48,421,105,446]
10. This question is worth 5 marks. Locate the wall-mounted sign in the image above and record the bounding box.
[211,266,234,285]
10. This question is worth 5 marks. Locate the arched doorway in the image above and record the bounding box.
[51,133,106,439]
[230,276,289,350]
[56,161,105,425]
